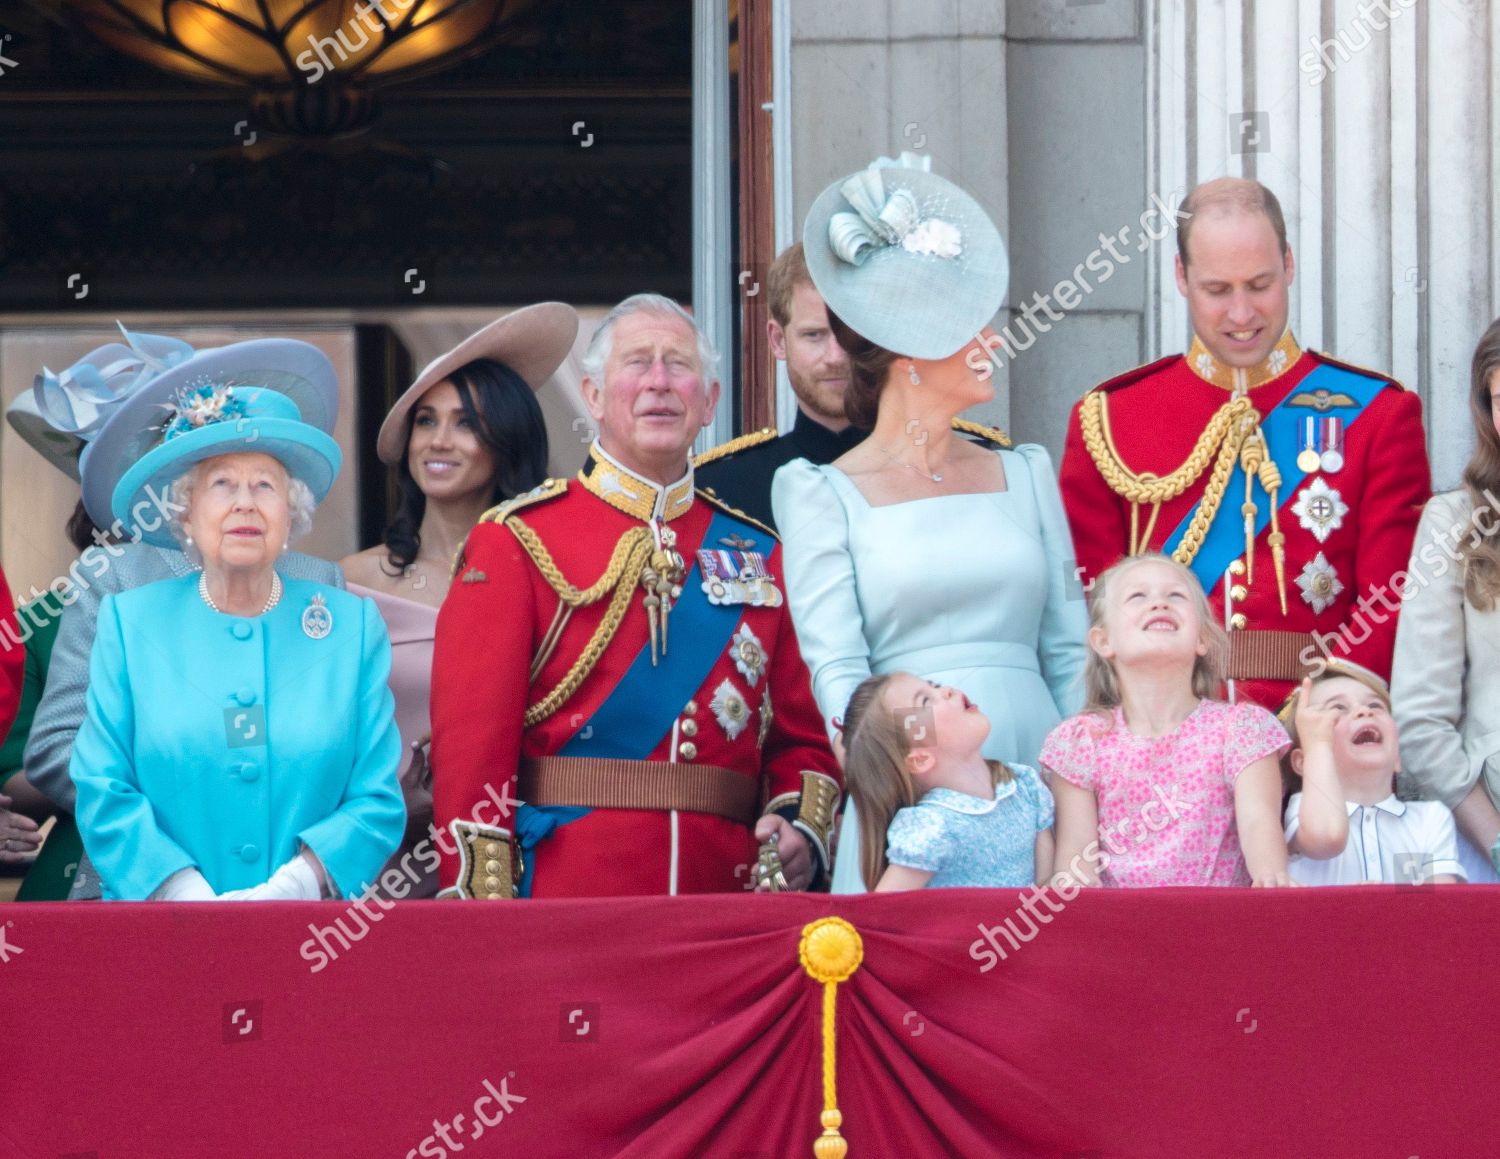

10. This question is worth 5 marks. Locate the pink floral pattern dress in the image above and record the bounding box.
[1039,699,1289,886]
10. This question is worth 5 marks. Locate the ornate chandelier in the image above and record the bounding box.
[61,0,538,133]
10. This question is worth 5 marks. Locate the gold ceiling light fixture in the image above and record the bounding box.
[60,0,540,135]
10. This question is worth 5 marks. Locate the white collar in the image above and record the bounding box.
[1347,795,1406,817]
[922,781,1016,816]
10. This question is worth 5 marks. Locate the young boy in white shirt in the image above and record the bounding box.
[1282,660,1464,885]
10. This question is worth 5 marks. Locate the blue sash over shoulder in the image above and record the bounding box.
[1162,362,1386,590]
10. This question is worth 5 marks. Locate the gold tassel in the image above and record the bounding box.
[799,917,864,1159]
[1258,457,1289,614]
[1239,435,1263,584]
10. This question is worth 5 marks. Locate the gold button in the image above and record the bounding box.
[1230,613,1247,630]
[683,700,698,716]
[483,841,500,856]
[1230,584,1248,602]
[484,859,502,875]
[681,719,698,737]
[483,875,502,893]
[1229,559,1247,577]
[680,741,698,761]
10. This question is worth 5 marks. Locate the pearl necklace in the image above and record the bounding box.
[199,571,282,615]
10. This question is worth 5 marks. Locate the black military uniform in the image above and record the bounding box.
[694,410,865,533]
[695,411,1013,533]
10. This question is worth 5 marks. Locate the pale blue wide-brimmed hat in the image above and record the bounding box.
[78,335,338,534]
[6,326,202,482]
[111,384,341,549]
[802,152,1009,360]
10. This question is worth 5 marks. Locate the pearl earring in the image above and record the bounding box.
[908,362,921,386]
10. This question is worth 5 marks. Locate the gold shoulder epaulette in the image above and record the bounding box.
[952,417,1013,448]
[454,478,570,576]
[477,477,569,526]
[695,487,779,541]
[1311,350,1406,391]
[692,427,778,468]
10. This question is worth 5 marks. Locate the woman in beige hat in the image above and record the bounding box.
[340,303,579,894]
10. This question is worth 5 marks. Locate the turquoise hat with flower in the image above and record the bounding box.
[802,152,1009,360]
[110,377,341,549]
[77,334,338,538]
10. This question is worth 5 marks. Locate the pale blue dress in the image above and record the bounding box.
[772,444,1087,894]
[887,764,1054,888]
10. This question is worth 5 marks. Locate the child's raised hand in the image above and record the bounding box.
[1292,676,1338,748]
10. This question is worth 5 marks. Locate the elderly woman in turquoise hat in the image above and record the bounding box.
[69,345,404,900]
[772,154,1088,893]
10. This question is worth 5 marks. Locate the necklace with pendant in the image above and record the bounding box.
[199,571,282,615]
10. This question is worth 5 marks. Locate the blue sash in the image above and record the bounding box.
[515,509,756,893]
[1162,362,1386,590]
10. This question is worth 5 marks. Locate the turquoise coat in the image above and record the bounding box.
[71,573,404,900]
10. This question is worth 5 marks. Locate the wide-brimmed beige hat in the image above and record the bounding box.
[375,301,579,465]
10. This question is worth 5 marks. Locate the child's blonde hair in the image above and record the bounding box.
[1082,553,1229,715]
[841,672,1010,890]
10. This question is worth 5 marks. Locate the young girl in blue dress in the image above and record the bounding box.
[840,671,1055,891]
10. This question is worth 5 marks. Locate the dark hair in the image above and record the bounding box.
[66,498,104,555]
[382,358,549,574]
[826,310,899,431]
[1460,317,1500,610]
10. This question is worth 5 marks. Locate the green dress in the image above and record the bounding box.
[0,593,83,901]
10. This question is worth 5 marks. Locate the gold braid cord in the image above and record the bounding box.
[799,918,864,1159]
[504,517,655,728]
[1079,391,1257,566]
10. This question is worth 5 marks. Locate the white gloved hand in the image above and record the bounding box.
[219,854,323,901]
[149,867,219,901]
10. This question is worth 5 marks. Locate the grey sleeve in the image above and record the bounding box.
[282,550,345,590]
[24,566,119,811]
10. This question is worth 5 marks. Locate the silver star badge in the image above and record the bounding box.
[1291,478,1348,544]
[1295,552,1344,614]
[729,625,766,688]
[710,678,750,741]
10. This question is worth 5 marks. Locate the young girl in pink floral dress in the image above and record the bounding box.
[1041,554,1292,887]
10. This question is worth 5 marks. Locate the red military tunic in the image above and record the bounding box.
[1059,331,1430,710]
[0,564,22,743]
[431,444,840,897]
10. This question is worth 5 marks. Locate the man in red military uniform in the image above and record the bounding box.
[1060,177,1430,710]
[431,293,840,898]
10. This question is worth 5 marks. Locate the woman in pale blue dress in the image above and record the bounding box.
[773,153,1087,892]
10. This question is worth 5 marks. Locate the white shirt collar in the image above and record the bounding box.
[1347,795,1406,817]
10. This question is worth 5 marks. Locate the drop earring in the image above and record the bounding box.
[908,362,921,386]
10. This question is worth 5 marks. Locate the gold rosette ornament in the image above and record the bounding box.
[799,917,865,1158]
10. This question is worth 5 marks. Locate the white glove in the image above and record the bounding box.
[149,867,219,901]
[220,854,323,901]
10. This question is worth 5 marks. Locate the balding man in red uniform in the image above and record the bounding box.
[431,294,840,898]
[1060,178,1430,710]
